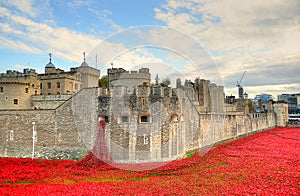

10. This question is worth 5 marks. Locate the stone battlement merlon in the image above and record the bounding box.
[108,67,149,74]
[107,67,126,74]
[0,74,38,84]
[0,69,38,78]
[117,73,151,79]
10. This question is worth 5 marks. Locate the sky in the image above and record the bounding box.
[0,0,299,99]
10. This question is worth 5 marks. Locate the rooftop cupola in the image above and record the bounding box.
[80,52,89,67]
[45,53,56,69]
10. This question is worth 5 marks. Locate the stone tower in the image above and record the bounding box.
[108,67,151,93]
[0,69,40,109]
[78,52,101,88]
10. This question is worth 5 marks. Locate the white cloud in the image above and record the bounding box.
[0,35,42,54]
[0,6,170,77]
[13,64,36,71]
[86,26,222,86]
[67,0,93,8]
[0,0,52,19]
[0,23,23,35]
[0,0,35,17]
[154,0,300,98]
[0,0,298,100]
[0,6,100,64]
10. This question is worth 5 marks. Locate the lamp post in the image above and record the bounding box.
[32,122,35,159]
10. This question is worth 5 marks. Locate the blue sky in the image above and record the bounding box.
[0,0,299,98]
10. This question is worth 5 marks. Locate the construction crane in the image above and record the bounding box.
[236,71,246,99]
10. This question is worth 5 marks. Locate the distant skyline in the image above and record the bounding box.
[0,0,299,99]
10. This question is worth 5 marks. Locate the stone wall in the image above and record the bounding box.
[0,89,94,159]
[0,87,280,162]
[98,86,278,164]
[98,86,201,163]
[31,94,72,109]
[195,112,276,151]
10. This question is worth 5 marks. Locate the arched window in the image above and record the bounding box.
[170,114,179,122]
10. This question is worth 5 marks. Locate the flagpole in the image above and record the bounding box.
[96,54,98,69]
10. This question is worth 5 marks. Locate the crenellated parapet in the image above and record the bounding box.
[108,67,151,92]
[0,69,40,109]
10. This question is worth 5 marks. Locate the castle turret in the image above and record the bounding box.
[0,69,40,109]
[108,67,151,94]
[78,52,100,88]
[176,78,182,88]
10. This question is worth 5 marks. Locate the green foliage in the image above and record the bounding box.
[186,152,195,158]
[160,77,170,87]
[131,177,149,182]
[248,100,255,113]
[98,75,108,88]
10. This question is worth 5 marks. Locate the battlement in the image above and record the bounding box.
[108,67,151,92]
[0,69,38,78]
[0,69,39,85]
[108,68,149,75]
[78,65,100,77]
[108,68,150,81]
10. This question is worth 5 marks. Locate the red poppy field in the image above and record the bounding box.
[0,126,299,195]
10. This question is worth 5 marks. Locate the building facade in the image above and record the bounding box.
[0,53,100,110]
[0,69,40,110]
[0,65,288,162]
[278,93,300,113]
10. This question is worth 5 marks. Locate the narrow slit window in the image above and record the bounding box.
[57,82,61,89]
[140,115,151,123]
[13,99,18,105]
[143,134,149,144]
[10,130,14,141]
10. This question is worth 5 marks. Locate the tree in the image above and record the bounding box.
[160,77,170,87]
[98,75,108,88]
[248,100,255,113]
